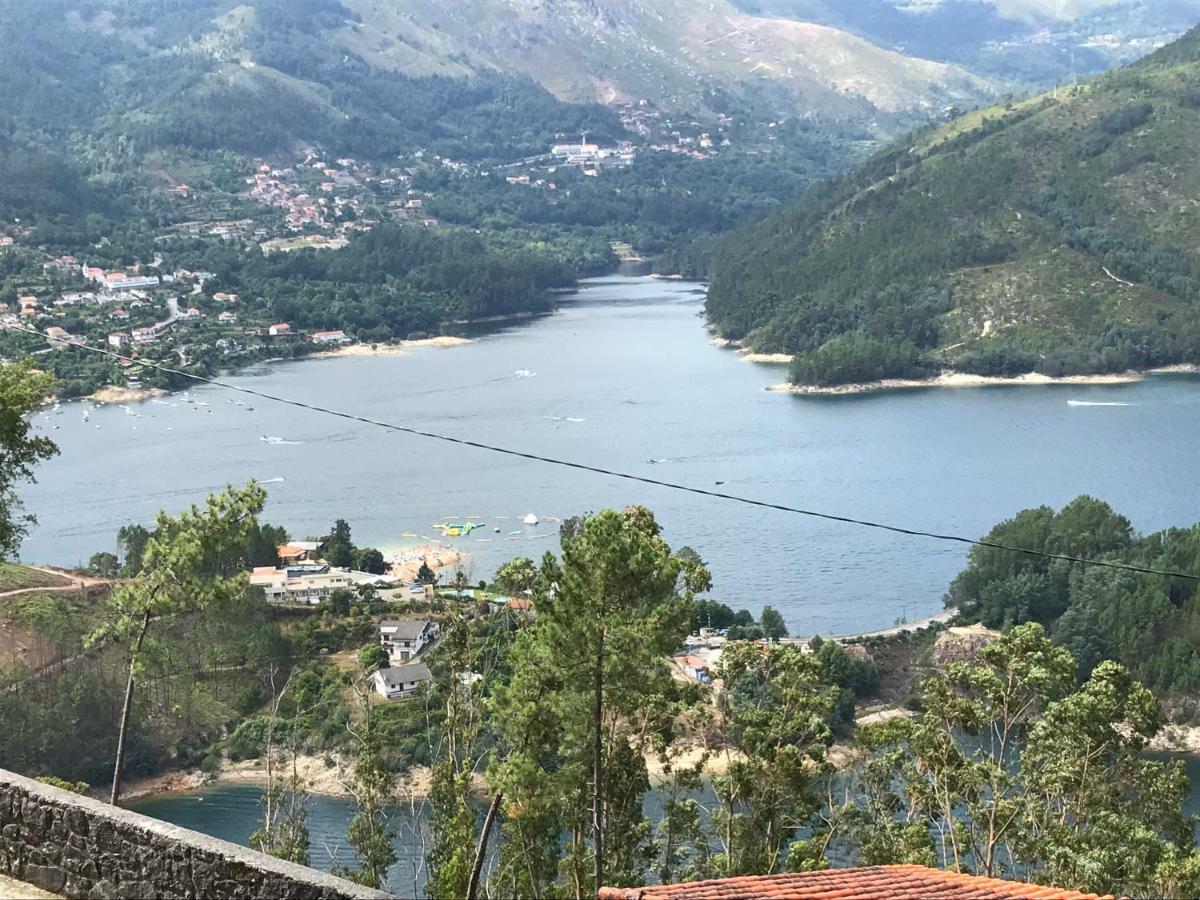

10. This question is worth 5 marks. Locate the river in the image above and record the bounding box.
[21,275,1200,635]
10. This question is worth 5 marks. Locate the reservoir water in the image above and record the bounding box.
[22,276,1200,635]
[130,752,1200,897]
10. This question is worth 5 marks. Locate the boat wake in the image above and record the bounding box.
[259,477,286,484]
[1066,400,1132,407]
[260,435,304,445]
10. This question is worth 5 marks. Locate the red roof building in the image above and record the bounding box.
[597,866,1112,900]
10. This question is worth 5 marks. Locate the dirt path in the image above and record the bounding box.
[0,567,119,602]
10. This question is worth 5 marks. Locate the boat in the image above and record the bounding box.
[523,513,540,526]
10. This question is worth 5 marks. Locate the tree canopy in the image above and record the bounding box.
[0,363,57,559]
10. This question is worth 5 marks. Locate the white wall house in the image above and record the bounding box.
[371,662,433,701]
[379,619,440,663]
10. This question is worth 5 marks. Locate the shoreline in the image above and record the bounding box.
[709,335,792,366]
[125,743,736,804]
[309,336,473,360]
[769,365,1200,396]
[88,386,168,404]
[379,542,463,584]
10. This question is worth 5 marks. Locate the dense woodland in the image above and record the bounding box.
[702,26,1200,386]
[946,495,1200,701]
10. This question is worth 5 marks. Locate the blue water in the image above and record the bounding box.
[130,785,433,898]
[21,276,1200,635]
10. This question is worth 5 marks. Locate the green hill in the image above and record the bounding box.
[703,26,1200,387]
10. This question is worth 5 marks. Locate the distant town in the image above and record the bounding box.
[0,104,738,399]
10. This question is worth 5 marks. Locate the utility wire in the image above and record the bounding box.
[12,323,1200,582]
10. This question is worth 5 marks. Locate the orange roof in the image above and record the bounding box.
[507,598,532,610]
[597,866,1113,900]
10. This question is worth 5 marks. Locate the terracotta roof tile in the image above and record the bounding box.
[596,865,1114,900]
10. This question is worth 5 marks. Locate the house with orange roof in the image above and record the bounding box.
[277,542,321,565]
[268,323,291,336]
[672,655,712,684]
[598,865,1113,900]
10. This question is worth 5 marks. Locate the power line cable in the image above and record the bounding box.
[12,323,1200,582]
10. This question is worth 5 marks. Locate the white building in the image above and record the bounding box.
[379,619,440,663]
[250,565,353,605]
[310,330,349,345]
[371,661,433,701]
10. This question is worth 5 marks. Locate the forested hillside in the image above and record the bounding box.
[945,494,1200,704]
[703,25,1200,386]
[0,0,628,166]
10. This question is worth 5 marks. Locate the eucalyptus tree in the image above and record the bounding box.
[845,622,1200,898]
[710,641,838,876]
[340,669,399,890]
[89,482,267,804]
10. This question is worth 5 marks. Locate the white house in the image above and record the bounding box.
[372,662,433,701]
[250,565,353,605]
[379,619,440,663]
[268,323,291,337]
[310,330,349,345]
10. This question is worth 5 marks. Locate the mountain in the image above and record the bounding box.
[702,26,1200,386]
[731,0,1200,85]
[0,0,992,168]
[335,0,991,123]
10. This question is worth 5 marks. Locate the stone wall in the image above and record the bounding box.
[0,769,392,899]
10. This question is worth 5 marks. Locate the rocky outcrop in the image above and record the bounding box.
[931,624,1001,667]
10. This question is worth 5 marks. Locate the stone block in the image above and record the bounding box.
[89,876,121,899]
[64,808,89,836]
[23,862,66,894]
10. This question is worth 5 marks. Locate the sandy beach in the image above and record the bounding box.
[88,386,168,404]
[123,753,482,802]
[382,543,463,583]
[709,335,793,365]
[310,336,473,360]
[770,365,1200,396]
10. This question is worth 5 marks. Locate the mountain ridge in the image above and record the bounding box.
[0,0,995,162]
[701,24,1200,386]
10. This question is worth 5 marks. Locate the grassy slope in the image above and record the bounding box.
[0,565,68,593]
[704,27,1200,378]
